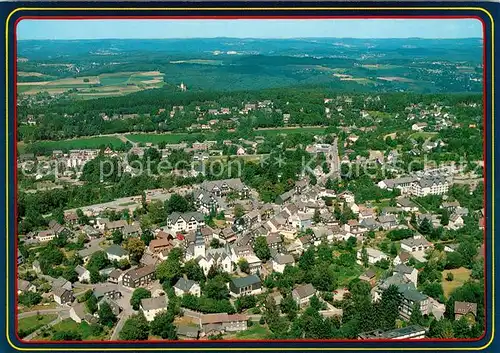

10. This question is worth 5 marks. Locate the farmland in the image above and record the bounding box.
[17,71,165,98]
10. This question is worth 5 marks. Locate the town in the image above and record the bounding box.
[16,91,485,341]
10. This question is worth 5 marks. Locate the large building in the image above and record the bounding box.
[122,265,155,288]
[167,212,205,234]
[358,325,426,340]
[410,176,449,197]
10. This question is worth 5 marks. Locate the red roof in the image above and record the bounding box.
[177,233,185,241]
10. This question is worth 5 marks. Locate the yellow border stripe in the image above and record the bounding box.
[5,6,495,351]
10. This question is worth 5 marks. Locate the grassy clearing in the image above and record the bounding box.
[125,133,191,144]
[19,136,125,154]
[232,324,271,339]
[18,314,58,335]
[256,127,326,136]
[48,318,108,340]
[442,267,471,298]
[18,302,57,313]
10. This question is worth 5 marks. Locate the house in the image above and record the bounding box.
[444,243,459,253]
[266,233,283,251]
[53,287,74,305]
[393,264,419,287]
[400,236,432,253]
[292,283,316,306]
[272,254,295,273]
[199,178,249,198]
[64,212,79,226]
[36,229,56,242]
[51,277,72,292]
[448,213,465,230]
[454,301,478,321]
[122,265,155,288]
[176,324,200,339]
[105,245,129,262]
[105,220,128,233]
[93,284,122,301]
[357,248,389,265]
[377,177,417,194]
[441,201,460,212]
[32,260,41,274]
[69,302,95,324]
[141,295,169,322]
[378,214,398,230]
[123,224,142,238]
[107,269,123,284]
[98,295,122,316]
[359,269,377,286]
[397,284,430,320]
[393,251,411,266]
[229,275,262,297]
[78,242,103,263]
[199,313,248,336]
[173,278,201,297]
[149,238,173,254]
[167,212,205,234]
[373,274,429,320]
[410,177,449,197]
[396,198,419,212]
[411,122,428,131]
[75,265,90,282]
[358,325,426,340]
[17,279,36,294]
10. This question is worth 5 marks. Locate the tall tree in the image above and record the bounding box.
[253,236,271,261]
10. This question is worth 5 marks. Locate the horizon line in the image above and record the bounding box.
[18,36,483,41]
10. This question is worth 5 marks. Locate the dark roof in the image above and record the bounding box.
[292,283,316,299]
[106,244,128,257]
[174,277,197,292]
[141,296,168,311]
[124,265,155,280]
[231,275,261,288]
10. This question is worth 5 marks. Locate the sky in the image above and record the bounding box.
[17,19,483,40]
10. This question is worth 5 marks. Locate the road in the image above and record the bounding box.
[319,136,341,185]
[110,312,131,340]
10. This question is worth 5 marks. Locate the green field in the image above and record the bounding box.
[44,318,108,340]
[18,314,58,337]
[232,324,271,339]
[126,127,327,145]
[257,127,327,136]
[125,133,191,144]
[20,136,126,154]
[18,71,165,99]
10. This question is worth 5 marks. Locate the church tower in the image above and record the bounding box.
[194,225,205,258]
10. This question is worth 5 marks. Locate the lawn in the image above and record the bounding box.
[409,132,438,139]
[442,267,472,298]
[48,318,108,340]
[18,314,57,337]
[256,127,326,136]
[20,136,126,154]
[232,324,271,339]
[18,302,57,313]
[125,133,191,144]
[334,263,365,286]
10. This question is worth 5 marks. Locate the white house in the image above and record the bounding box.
[357,247,389,265]
[167,212,205,234]
[393,264,419,287]
[36,230,56,242]
[400,235,433,253]
[75,265,90,282]
[412,122,428,131]
[105,245,130,262]
[271,254,295,273]
[173,278,201,297]
[292,283,316,306]
[140,296,169,322]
